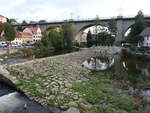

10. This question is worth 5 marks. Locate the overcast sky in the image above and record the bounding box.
[0,0,150,22]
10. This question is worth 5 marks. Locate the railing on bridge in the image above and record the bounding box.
[13,15,150,26]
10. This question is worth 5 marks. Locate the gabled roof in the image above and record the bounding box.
[16,31,32,38]
[140,27,150,37]
[26,27,37,34]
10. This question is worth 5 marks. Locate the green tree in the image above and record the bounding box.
[0,22,4,34]
[3,23,16,55]
[86,30,93,47]
[97,31,115,45]
[108,18,117,36]
[16,26,24,31]
[49,29,63,50]
[0,22,4,40]
[22,20,28,25]
[125,10,146,44]
[8,18,17,24]
[62,22,75,50]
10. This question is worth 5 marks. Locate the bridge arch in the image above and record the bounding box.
[74,22,109,43]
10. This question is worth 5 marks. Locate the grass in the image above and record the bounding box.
[8,61,148,113]
[86,106,115,113]
[72,72,140,113]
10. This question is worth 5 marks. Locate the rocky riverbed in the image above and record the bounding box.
[2,48,148,113]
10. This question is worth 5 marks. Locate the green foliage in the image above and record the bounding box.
[108,19,117,36]
[125,35,143,44]
[72,79,113,104]
[49,29,64,50]
[3,23,16,41]
[16,26,24,31]
[111,95,137,113]
[62,22,75,50]
[125,10,146,44]
[86,106,115,113]
[86,30,94,47]
[97,31,115,45]
[0,22,4,34]
[8,18,17,24]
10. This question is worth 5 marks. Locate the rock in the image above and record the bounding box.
[80,103,92,110]
[68,102,78,107]
[65,83,72,88]
[49,95,55,100]
[23,104,27,109]
[65,107,80,113]
[73,95,78,100]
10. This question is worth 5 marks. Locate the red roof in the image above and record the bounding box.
[26,27,37,34]
[16,31,32,38]
[25,27,45,33]
[140,27,150,37]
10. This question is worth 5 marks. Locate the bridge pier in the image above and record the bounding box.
[116,18,125,42]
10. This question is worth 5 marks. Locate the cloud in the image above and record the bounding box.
[0,0,150,22]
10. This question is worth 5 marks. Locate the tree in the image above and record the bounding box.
[125,10,146,44]
[108,18,117,36]
[16,26,24,31]
[0,22,4,40]
[97,31,115,46]
[3,23,16,55]
[8,18,17,24]
[22,20,28,25]
[62,22,75,50]
[0,22,4,34]
[86,30,93,47]
[49,29,63,50]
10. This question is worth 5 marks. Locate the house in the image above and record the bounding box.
[140,27,150,47]
[11,31,32,44]
[23,27,44,43]
[0,15,7,23]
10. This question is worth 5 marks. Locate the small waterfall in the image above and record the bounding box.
[0,83,54,113]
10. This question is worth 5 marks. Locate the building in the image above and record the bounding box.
[11,31,32,44]
[0,15,7,23]
[23,27,44,43]
[80,32,87,43]
[140,27,150,47]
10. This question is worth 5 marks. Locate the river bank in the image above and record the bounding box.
[0,48,149,113]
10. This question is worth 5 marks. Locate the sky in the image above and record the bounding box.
[0,0,150,22]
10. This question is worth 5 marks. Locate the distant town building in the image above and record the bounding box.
[140,27,150,47]
[11,31,32,44]
[12,26,45,44]
[0,15,7,23]
[80,32,87,43]
[23,27,44,43]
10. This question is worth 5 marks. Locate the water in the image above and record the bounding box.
[82,57,114,71]
[1,58,28,65]
[0,82,60,113]
[83,55,150,77]
[83,55,150,113]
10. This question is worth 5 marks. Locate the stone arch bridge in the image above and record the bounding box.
[13,16,150,42]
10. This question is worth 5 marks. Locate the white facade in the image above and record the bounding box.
[143,36,150,47]
[33,28,42,42]
[11,38,23,44]
[23,27,43,43]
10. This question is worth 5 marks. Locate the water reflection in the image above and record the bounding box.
[121,56,150,77]
[83,55,150,77]
[82,57,114,71]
